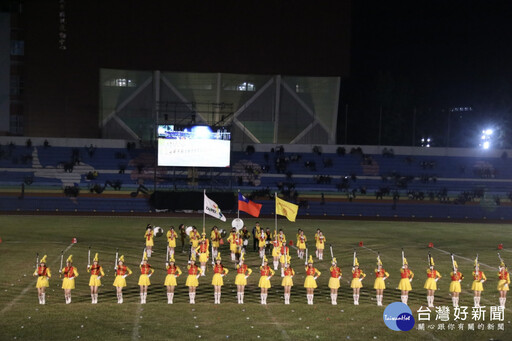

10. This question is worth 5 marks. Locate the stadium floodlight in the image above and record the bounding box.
[483,141,490,149]
[484,129,493,136]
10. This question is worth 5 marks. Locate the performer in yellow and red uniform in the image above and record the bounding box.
[498,261,510,307]
[164,255,182,304]
[304,255,321,305]
[398,258,414,305]
[34,255,51,305]
[227,228,239,262]
[271,232,282,271]
[258,229,267,259]
[328,258,342,305]
[166,226,177,259]
[297,230,307,259]
[449,261,463,307]
[258,257,275,304]
[276,229,286,246]
[145,224,154,258]
[282,261,295,304]
[195,233,210,276]
[87,253,105,304]
[471,257,486,307]
[113,255,132,304]
[185,255,202,304]
[351,257,366,305]
[61,255,78,304]
[374,256,389,306]
[211,253,229,304]
[210,226,221,259]
[235,253,252,304]
[138,251,154,304]
[280,245,292,277]
[315,230,326,260]
[189,226,201,257]
[424,256,442,308]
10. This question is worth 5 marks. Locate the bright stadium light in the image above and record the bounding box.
[484,129,493,136]
[483,141,490,149]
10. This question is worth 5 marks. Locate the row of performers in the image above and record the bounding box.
[34,253,510,308]
[145,225,327,264]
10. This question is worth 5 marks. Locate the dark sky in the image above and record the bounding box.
[343,1,512,147]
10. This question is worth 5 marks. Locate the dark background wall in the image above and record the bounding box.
[23,0,351,138]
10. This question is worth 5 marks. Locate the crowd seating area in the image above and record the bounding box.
[0,141,511,220]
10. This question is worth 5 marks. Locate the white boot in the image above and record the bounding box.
[91,294,95,304]
[189,292,194,304]
[167,293,172,304]
[473,296,479,307]
[273,261,278,270]
[201,265,206,276]
[38,295,42,305]
[237,293,241,304]
[240,293,244,304]
[452,297,458,307]
[316,250,319,258]
[281,268,285,277]
[261,293,264,305]
[231,253,235,262]
[42,293,46,305]
[331,293,337,305]
[147,249,151,258]
[140,293,144,304]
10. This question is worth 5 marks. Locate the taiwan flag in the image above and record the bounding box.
[238,193,262,217]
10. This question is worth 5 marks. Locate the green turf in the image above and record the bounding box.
[0,215,511,340]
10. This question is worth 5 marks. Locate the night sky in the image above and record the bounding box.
[343,1,512,148]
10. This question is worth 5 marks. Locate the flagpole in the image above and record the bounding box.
[274,192,277,232]
[203,189,206,233]
[237,189,240,219]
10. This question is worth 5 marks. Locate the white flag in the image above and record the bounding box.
[204,193,226,222]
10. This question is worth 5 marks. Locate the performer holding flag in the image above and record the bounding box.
[398,249,414,305]
[211,253,229,304]
[164,255,182,304]
[351,251,366,305]
[472,255,486,307]
[304,255,321,305]
[497,253,510,307]
[33,254,51,305]
[234,253,252,304]
[87,253,105,304]
[424,253,442,308]
[61,255,78,304]
[196,232,210,276]
[138,251,154,304]
[449,254,463,307]
[328,257,342,305]
[373,254,389,306]
[113,255,132,304]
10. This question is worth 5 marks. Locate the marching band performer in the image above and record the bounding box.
[281,261,295,304]
[34,255,51,304]
[424,256,442,308]
[258,229,267,259]
[196,233,210,276]
[398,258,414,305]
[210,226,221,259]
[304,255,321,305]
[328,258,342,305]
[315,230,326,260]
[374,256,389,306]
[276,229,286,246]
[186,254,202,304]
[87,253,105,304]
[145,224,154,258]
[498,261,510,307]
[280,244,292,277]
[138,251,154,304]
[449,261,463,307]
[472,257,486,307]
[259,256,275,305]
[189,226,201,257]
[235,253,252,304]
[113,255,132,304]
[351,257,366,305]
[166,226,178,259]
[164,255,182,304]
[297,230,307,259]
[271,232,282,271]
[61,255,78,304]
[227,228,239,262]
[211,253,229,304]
[296,229,302,257]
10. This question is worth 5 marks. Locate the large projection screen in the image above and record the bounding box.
[157,125,231,167]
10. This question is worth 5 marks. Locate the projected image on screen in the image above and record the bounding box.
[157,125,231,167]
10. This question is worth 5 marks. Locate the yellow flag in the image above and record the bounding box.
[275,196,298,222]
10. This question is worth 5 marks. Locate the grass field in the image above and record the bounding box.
[1,215,512,341]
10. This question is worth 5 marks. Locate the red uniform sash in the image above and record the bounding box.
[284,268,294,276]
[214,265,224,274]
[451,272,462,281]
[64,266,74,278]
[199,243,208,253]
[37,266,48,276]
[188,265,198,275]
[117,265,127,276]
[260,266,270,276]
[306,267,316,276]
[91,265,101,276]
[352,269,362,278]
[167,265,177,275]
[427,270,437,279]
[401,269,411,278]
[140,264,151,275]
[330,267,340,278]
[499,271,509,280]
[237,264,247,274]
[375,269,386,278]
